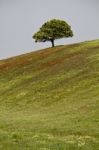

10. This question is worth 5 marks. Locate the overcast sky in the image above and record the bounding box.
[0,0,99,60]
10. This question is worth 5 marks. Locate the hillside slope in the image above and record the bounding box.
[0,40,99,150]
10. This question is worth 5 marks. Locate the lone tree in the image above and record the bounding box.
[33,19,73,47]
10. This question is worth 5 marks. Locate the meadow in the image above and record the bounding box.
[0,40,99,149]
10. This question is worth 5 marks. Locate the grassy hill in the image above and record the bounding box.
[0,40,99,150]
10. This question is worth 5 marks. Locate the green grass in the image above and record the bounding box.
[0,40,99,150]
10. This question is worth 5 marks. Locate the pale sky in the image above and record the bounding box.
[0,0,99,60]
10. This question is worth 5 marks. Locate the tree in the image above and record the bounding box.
[33,19,73,47]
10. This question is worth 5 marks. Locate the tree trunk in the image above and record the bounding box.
[51,39,54,47]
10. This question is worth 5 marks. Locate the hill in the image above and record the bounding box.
[0,40,99,150]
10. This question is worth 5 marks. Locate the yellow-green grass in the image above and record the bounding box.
[0,40,99,150]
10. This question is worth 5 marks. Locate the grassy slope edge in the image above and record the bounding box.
[0,40,99,150]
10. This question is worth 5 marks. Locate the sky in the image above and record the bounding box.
[0,0,99,60]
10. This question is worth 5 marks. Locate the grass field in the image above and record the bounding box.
[0,40,99,150]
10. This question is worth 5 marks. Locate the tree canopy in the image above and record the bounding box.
[33,19,73,47]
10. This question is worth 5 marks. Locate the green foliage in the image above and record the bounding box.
[0,40,99,149]
[33,19,73,47]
